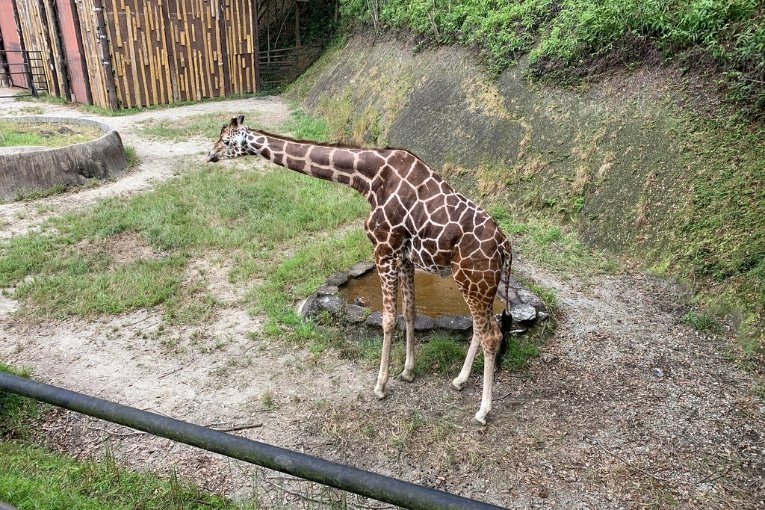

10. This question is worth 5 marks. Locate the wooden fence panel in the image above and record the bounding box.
[6,0,259,108]
[73,0,113,108]
[55,0,91,103]
[223,0,257,95]
[102,0,257,108]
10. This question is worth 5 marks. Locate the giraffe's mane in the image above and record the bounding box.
[250,129,423,160]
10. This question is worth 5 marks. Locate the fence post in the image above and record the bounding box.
[93,0,117,108]
[20,50,37,97]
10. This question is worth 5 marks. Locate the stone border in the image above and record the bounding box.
[0,116,128,200]
[298,261,550,334]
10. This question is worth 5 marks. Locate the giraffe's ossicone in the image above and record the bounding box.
[208,115,513,425]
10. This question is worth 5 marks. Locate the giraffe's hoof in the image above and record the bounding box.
[398,371,415,383]
[472,414,488,426]
[450,379,465,391]
[373,387,386,400]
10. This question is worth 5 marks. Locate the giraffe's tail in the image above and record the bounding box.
[496,241,513,373]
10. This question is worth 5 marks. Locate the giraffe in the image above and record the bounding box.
[207,115,513,424]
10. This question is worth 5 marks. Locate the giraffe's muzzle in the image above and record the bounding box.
[206,152,219,163]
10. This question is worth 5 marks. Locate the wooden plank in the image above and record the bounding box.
[124,4,141,106]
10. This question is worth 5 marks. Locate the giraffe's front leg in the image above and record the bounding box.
[374,255,398,400]
[398,259,416,383]
[452,330,481,390]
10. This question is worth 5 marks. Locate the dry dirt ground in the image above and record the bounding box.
[0,93,763,510]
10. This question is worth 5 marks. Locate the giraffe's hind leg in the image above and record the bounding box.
[398,259,416,383]
[374,253,399,400]
[452,266,502,424]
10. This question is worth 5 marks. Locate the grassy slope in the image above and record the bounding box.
[289,3,764,357]
[341,0,764,118]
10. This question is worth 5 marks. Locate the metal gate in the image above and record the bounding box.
[0,49,46,97]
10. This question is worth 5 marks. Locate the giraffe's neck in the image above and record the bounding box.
[247,130,379,196]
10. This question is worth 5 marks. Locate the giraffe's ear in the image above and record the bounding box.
[237,114,245,125]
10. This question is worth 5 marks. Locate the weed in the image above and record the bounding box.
[123,145,140,168]
[260,390,275,410]
[13,184,69,202]
[681,309,722,334]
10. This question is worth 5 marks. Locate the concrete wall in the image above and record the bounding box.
[0,117,128,200]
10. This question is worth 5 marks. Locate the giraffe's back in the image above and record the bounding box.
[365,149,508,277]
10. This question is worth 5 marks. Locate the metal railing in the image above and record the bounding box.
[0,50,47,98]
[0,372,507,510]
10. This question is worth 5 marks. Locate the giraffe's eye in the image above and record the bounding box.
[222,139,230,146]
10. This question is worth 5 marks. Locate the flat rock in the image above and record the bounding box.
[510,303,537,323]
[397,315,435,331]
[435,315,473,332]
[317,295,345,314]
[316,285,339,297]
[298,295,319,317]
[365,311,384,327]
[518,288,546,311]
[325,272,349,287]
[348,261,376,277]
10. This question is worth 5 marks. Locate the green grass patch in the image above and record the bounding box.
[136,111,265,141]
[414,334,472,375]
[489,206,616,277]
[14,256,187,317]
[251,228,371,338]
[0,159,368,318]
[0,120,101,148]
[14,92,67,106]
[0,364,40,438]
[280,106,331,141]
[681,309,722,334]
[16,106,44,115]
[0,442,253,510]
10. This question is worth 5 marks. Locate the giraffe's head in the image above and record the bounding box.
[207,115,250,162]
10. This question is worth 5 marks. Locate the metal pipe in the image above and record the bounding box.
[0,373,507,510]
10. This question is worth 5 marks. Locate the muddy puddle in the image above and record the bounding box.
[339,269,505,317]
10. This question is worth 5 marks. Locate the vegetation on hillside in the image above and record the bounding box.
[341,0,765,118]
